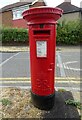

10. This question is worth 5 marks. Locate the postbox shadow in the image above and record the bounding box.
[42,91,81,119]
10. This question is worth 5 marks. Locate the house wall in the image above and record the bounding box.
[59,12,80,22]
[12,19,27,28]
[0,11,13,27]
[0,13,2,27]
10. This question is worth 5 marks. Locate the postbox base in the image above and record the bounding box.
[31,91,55,110]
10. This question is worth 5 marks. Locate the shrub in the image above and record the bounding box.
[0,20,81,45]
[56,20,81,45]
[0,27,28,44]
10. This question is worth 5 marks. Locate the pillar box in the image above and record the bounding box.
[22,7,63,110]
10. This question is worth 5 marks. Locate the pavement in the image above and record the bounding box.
[0,45,80,52]
[42,91,81,119]
[0,46,29,52]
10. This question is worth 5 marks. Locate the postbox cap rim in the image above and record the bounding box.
[22,7,63,24]
[22,6,63,17]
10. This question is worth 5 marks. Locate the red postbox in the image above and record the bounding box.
[22,7,63,110]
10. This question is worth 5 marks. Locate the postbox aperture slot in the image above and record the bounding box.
[36,41,47,58]
[34,30,50,35]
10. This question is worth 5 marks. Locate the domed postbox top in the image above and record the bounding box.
[22,6,63,24]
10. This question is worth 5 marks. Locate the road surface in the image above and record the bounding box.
[0,51,80,78]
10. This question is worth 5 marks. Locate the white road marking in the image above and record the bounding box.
[57,61,81,71]
[63,61,82,71]
[0,52,20,67]
[57,52,65,77]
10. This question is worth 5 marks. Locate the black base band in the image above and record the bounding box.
[31,91,55,110]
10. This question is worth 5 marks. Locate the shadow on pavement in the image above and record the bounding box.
[42,91,81,120]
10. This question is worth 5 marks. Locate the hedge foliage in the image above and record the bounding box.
[0,20,81,45]
[0,27,28,44]
[57,20,81,45]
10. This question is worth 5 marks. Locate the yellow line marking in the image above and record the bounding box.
[56,81,81,84]
[0,80,81,84]
[0,81,31,83]
[0,77,81,81]
[0,77,31,80]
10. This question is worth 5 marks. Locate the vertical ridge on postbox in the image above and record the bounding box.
[22,7,63,110]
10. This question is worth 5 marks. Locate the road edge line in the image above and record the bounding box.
[0,77,81,81]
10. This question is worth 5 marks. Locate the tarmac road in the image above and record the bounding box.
[0,50,80,78]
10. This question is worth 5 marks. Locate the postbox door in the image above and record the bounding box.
[35,37,55,95]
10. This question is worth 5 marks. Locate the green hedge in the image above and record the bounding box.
[57,20,81,45]
[0,27,28,44]
[0,20,81,45]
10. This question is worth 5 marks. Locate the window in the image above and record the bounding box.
[12,5,29,20]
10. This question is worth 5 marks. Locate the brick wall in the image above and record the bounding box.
[0,13,2,27]
[12,19,27,28]
[0,11,13,27]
